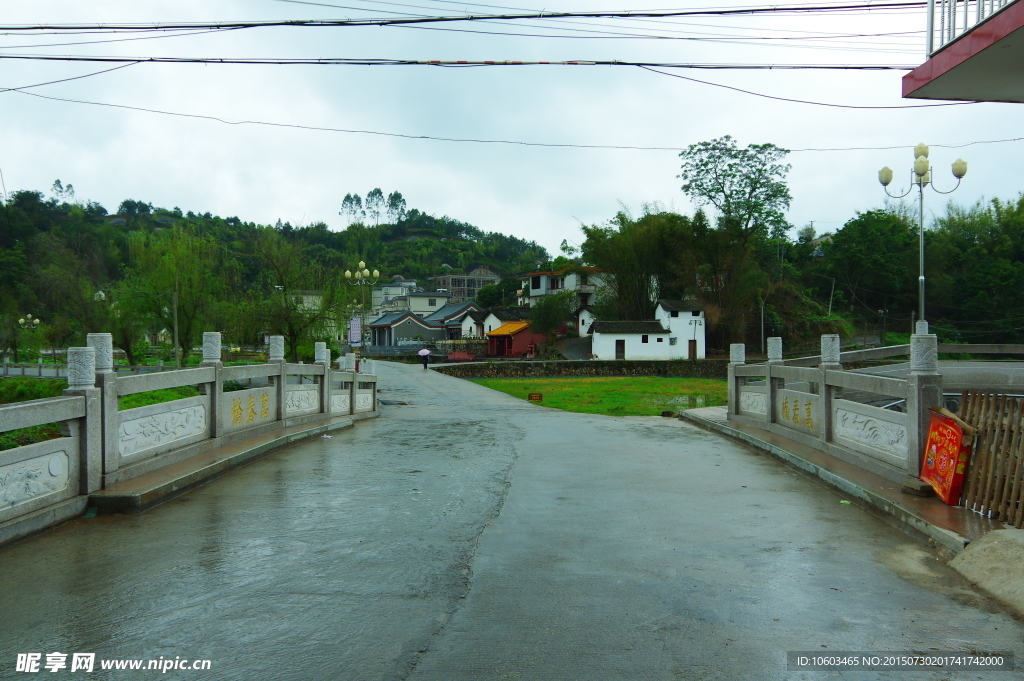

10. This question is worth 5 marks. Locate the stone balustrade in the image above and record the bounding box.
[727,333,948,483]
[0,333,379,538]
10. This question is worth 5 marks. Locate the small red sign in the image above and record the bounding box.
[920,408,974,505]
[528,393,543,402]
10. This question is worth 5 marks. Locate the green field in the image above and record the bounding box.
[469,376,727,416]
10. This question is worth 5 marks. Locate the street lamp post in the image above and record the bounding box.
[13,314,41,364]
[344,261,380,366]
[878,143,967,325]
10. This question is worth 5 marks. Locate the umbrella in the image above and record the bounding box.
[417,349,430,356]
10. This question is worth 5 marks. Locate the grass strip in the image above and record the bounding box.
[469,376,727,417]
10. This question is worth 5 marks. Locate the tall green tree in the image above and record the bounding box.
[365,188,385,226]
[678,135,792,243]
[251,227,345,361]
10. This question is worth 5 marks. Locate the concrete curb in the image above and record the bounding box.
[89,417,356,514]
[679,410,973,554]
[0,496,90,550]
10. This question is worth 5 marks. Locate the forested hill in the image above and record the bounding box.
[0,188,548,289]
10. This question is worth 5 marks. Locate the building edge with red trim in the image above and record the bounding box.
[903,0,1024,102]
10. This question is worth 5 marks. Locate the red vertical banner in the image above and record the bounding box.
[920,408,975,505]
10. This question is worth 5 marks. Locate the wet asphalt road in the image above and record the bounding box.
[2,361,1023,680]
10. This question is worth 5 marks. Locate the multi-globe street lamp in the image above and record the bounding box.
[12,313,41,363]
[18,314,41,330]
[878,143,967,325]
[343,261,379,359]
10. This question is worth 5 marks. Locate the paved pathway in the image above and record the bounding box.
[2,362,1022,680]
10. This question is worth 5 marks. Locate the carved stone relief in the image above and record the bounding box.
[67,347,96,388]
[314,342,329,364]
[739,391,767,415]
[910,334,938,373]
[202,332,221,362]
[834,408,908,460]
[355,393,374,411]
[0,452,69,507]
[118,406,207,457]
[86,333,114,371]
[269,336,285,361]
[285,390,319,412]
[331,394,350,413]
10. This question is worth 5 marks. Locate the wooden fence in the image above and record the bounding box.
[959,391,1024,528]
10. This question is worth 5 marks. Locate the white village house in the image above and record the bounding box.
[591,300,705,360]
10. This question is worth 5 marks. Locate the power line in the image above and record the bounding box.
[12,89,1023,154]
[0,54,918,69]
[0,4,933,32]
[0,27,243,51]
[639,65,976,108]
[0,62,138,93]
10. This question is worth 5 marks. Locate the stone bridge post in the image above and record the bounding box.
[315,342,331,415]
[63,347,102,494]
[906,322,941,477]
[728,343,745,416]
[269,336,286,422]
[86,333,119,475]
[819,334,842,445]
[766,337,783,424]
[201,332,225,438]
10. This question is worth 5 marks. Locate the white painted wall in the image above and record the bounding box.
[577,308,596,336]
[592,331,675,360]
[654,304,706,359]
[460,314,481,338]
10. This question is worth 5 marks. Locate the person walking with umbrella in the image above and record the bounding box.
[418,347,430,370]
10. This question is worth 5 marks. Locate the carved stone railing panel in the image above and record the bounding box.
[738,389,768,416]
[330,393,351,414]
[117,395,211,461]
[221,387,277,434]
[832,399,909,468]
[0,436,79,524]
[774,389,822,438]
[284,389,319,414]
[354,393,375,412]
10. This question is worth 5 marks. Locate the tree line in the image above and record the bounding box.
[0,186,548,362]
[574,136,1024,351]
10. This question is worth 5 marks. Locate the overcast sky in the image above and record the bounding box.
[2,1,1022,257]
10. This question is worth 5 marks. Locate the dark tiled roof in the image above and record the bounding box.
[408,291,450,298]
[488,307,531,321]
[657,299,704,312]
[369,311,436,328]
[590,321,669,335]
[368,312,406,327]
[423,301,481,323]
[468,310,489,322]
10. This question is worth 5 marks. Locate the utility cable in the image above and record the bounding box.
[0,62,137,93]
[0,4,934,32]
[0,54,918,68]
[11,89,1023,154]
[638,65,977,108]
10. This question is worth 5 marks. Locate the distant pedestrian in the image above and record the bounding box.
[418,348,430,370]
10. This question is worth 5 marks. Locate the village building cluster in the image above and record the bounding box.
[364,266,706,360]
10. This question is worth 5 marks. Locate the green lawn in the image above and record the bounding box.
[469,376,727,416]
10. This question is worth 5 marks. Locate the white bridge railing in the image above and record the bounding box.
[928,0,1018,55]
